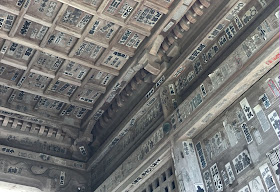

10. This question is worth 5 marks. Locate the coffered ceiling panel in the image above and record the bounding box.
[58,6,93,33]
[87,19,120,44]
[103,0,138,21]
[73,41,105,62]
[131,5,163,28]
[60,61,90,81]
[101,50,129,70]
[21,72,51,91]
[3,41,35,64]
[0,11,16,32]
[32,52,65,73]
[26,0,63,22]
[87,70,114,86]
[0,63,24,83]
[16,19,48,43]
[1,0,23,11]
[45,31,78,54]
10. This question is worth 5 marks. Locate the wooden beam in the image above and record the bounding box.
[0,5,19,15]
[16,51,40,88]
[68,0,118,58]
[9,0,31,37]
[43,60,68,95]
[0,144,86,171]
[0,40,10,60]
[144,1,169,14]
[0,75,92,110]
[55,0,151,36]
[84,83,107,93]
[96,0,110,14]
[149,35,164,55]
[29,68,55,78]
[1,94,77,129]
[82,0,188,127]
[24,14,52,27]
[145,0,197,48]
[0,107,79,132]
[83,37,110,48]
[57,77,82,87]
[0,4,137,56]
[1,57,27,70]
[94,27,124,67]
[40,4,69,47]
[125,0,146,25]
[68,16,100,57]
[0,57,96,89]
[0,30,119,76]
[69,68,105,103]
[0,1,150,36]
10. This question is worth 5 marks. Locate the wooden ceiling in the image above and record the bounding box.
[0,0,212,162]
[0,0,175,128]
